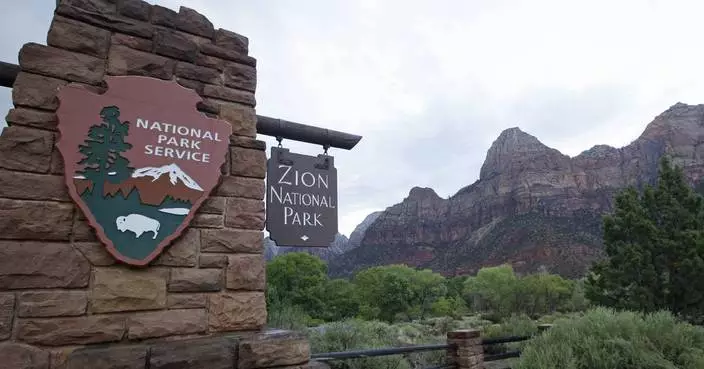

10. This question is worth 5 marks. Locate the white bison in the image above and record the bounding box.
[115,214,161,240]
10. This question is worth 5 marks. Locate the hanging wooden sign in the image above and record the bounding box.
[265,147,338,247]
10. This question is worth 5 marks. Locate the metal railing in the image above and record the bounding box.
[309,325,552,368]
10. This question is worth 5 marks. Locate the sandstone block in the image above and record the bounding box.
[230,146,266,178]
[224,62,256,92]
[199,197,226,214]
[108,45,175,79]
[0,241,89,289]
[220,103,257,137]
[18,291,87,318]
[175,62,221,84]
[176,78,203,94]
[200,43,257,67]
[168,268,223,292]
[208,292,266,332]
[0,199,74,241]
[214,28,249,54]
[153,28,198,62]
[196,53,226,71]
[0,125,54,173]
[0,294,14,340]
[238,331,310,369]
[192,213,224,228]
[73,242,115,266]
[119,0,151,21]
[203,84,256,106]
[127,309,207,340]
[151,5,178,27]
[174,6,214,38]
[153,228,198,267]
[199,254,228,268]
[47,16,110,58]
[72,217,98,242]
[18,315,125,346]
[56,4,153,38]
[19,43,104,85]
[111,32,151,52]
[201,228,263,253]
[197,98,222,115]
[50,149,65,175]
[227,254,265,291]
[90,267,167,313]
[0,343,50,369]
[149,336,236,369]
[12,72,67,110]
[216,176,264,199]
[230,136,267,150]
[225,197,265,230]
[5,108,58,130]
[0,170,69,202]
[65,345,147,369]
[63,0,117,14]
[167,293,207,309]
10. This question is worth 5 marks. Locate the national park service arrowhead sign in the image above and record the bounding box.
[266,147,338,247]
[56,76,232,266]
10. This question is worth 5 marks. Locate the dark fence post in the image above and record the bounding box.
[446,329,483,369]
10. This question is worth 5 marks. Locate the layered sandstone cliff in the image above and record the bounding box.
[329,102,704,278]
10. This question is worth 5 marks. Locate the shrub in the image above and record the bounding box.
[516,307,704,369]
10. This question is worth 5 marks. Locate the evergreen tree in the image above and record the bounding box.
[586,157,704,323]
[77,106,133,193]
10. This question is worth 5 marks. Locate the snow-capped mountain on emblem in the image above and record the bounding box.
[133,163,204,191]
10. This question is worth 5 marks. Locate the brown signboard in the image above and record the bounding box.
[266,147,338,246]
[56,76,232,266]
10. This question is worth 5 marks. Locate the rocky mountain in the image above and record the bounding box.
[328,102,704,279]
[264,233,350,261]
[264,211,383,262]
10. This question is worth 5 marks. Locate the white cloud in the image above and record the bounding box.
[3,0,704,235]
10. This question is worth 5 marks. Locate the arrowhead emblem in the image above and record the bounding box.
[55,76,232,266]
[300,235,309,241]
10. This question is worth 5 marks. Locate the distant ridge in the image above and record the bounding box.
[328,102,704,278]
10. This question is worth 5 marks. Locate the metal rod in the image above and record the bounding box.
[484,350,521,362]
[256,115,362,150]
[482,335,532,345]
[311,343,452,361]
[0,60,362,150]
[0,61,19,89]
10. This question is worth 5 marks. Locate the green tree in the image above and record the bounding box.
[353,265,446,322]
[586,157,704,323]
[463,264,518,317]
[77,106,133,193]
[266,252,328,317]
[318,279,360,322]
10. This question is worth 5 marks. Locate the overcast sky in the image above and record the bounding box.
[2,0,704,236]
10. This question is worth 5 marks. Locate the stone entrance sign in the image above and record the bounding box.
[266,147,338,246]
[56,76,232,265]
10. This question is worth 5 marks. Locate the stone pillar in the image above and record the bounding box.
[446,329,484,369]
[0,0,310,368]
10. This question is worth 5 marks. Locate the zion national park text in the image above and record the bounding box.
[136,118,223,163]
[269,164,336,227]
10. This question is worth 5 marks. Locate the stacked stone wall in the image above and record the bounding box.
[0,0,310,367]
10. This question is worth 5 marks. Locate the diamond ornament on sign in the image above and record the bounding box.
[56,76,232,266]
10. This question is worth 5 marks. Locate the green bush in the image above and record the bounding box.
[516,307,704,369]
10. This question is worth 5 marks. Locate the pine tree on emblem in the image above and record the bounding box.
[77,106,134,195]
